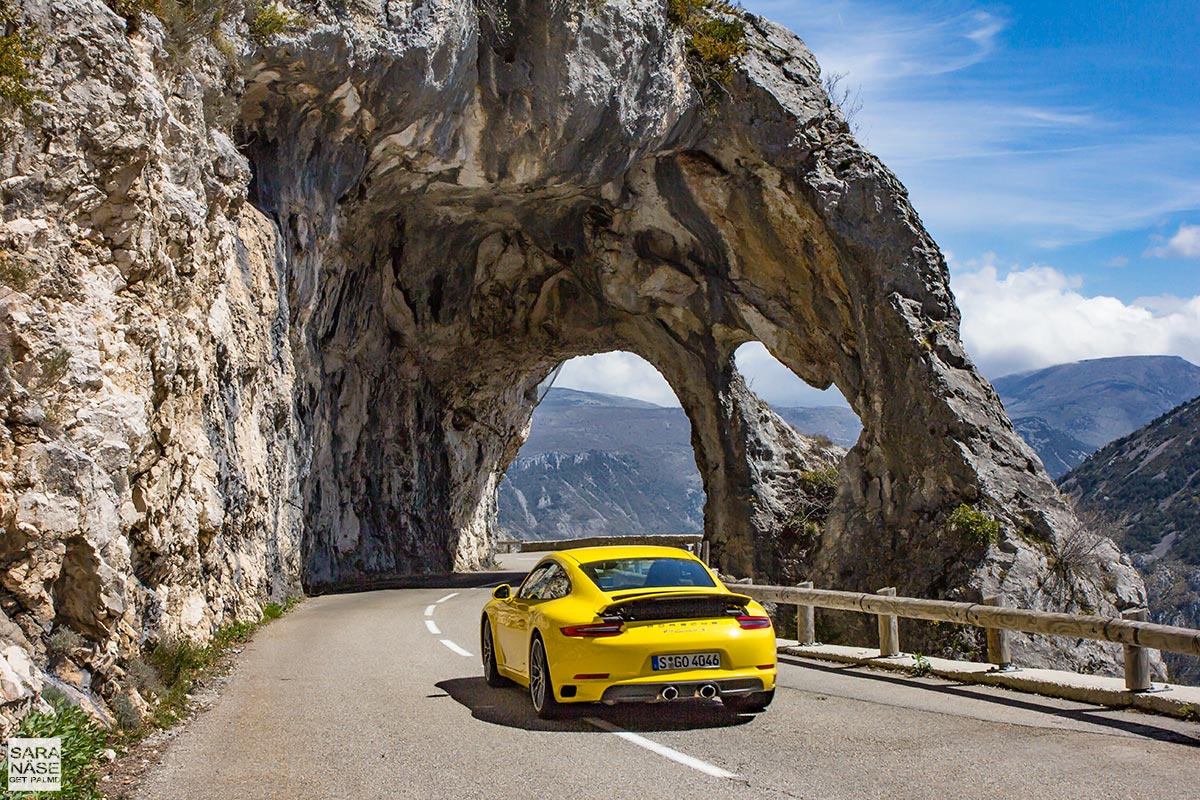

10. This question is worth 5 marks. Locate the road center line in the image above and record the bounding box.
[436,592,459,604]
[440,639,472,657]
[585,718,737,780]
[425,620,441,635]
[424,605,437,616]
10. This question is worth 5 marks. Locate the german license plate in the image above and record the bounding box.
[652,652,720,671]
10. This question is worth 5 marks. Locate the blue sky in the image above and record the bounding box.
[556,0,1200,407]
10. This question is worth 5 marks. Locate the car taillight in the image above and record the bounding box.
[561,622,625,637]
[736,615,772,630]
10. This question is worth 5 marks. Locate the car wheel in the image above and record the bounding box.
[529,635,564,720]
[481,617,510,687]
[723,689,774,714]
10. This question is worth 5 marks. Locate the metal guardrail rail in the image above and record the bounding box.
[495,534,705,555]
[741,582,1200,692]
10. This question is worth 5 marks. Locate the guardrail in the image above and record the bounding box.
[495,534,706,556]
[741,582,1200,692]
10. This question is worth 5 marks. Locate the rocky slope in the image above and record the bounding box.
[0,0,1152,729]
[995,356,1200,476]
[1061,396,1200,683]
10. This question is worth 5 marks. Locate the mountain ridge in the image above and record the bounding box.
[994,355,1200,476]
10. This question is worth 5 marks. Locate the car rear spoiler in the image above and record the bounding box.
[600,591,754,617]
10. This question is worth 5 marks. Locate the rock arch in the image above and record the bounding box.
[234,0,1145,664]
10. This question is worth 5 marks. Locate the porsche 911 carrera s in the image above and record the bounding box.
[480,545,777,719]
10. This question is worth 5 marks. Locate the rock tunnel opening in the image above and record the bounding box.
[497,351,708,543]
[226,0,1149,671]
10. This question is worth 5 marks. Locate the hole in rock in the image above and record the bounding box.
[497,352,703,543]
[732,342,860,449]
[496,347,862,553]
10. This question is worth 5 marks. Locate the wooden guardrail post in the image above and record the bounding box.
[983,594,1014,671]
[797,581,816,646]
[877,587,900,657]
[1121,608,1152,691]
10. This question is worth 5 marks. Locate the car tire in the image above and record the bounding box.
[529,634,565,720]
[723,688,774,714]
[481,617,510,688]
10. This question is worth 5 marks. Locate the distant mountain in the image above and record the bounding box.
[498,396,702,540]
[1009,418,1093,478]
[1061,395,1200,683]
[994,355,1200,477]
[774,406,862,448]
[497,388,858,540]
[535,387,661,410]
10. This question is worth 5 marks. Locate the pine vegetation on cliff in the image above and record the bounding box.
[1062,395,1200,563]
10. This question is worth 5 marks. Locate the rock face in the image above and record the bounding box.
[0,0,1153,724]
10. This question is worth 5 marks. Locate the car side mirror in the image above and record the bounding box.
[492,584,511,600]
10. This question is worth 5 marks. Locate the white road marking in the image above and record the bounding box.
[585,718,737,780]
[425,620,441,635]
[436,592,459,604]
[440,639,473,657]
[424,605,437,616]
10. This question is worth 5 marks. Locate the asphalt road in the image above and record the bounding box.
[136,555,1200,800]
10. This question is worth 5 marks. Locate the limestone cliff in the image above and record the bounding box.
[0,0,1153,727]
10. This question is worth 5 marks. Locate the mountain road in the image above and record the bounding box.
[135,555,1200,799]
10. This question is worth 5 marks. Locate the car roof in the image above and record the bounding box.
[553,545,703,565]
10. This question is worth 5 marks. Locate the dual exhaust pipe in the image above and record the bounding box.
[660,684,719,701]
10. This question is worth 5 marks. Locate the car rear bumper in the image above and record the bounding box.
[598,676,767,703]
[559,668,776,704]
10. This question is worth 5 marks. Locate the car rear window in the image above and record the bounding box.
[578,557,716,592]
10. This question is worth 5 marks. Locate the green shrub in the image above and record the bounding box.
[110,693,144,733]
[947,503,1000,547]
[0,0,44,114]
[0,697,108,800]
[666,0,746,100]
[261,601,285,621]
[667,0,705,25]
[799,466,838,494]
[47,627,86,660]
[247,2,307,45]
[157,0,229,62]
[125,655,164,696]
[260,595,301,620]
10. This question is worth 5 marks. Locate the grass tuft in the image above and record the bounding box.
[142,597,302,729]
[667,0,747,101]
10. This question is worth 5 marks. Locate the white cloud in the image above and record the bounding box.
[748,1,1005,88]
[1145,224,1200,259]
[552,264,1200,405]
[734,343,850,408]
[554,352,680,407]
[553,347,851,409]
[952,259,1200,377]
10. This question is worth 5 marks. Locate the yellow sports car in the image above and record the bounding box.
[481,545,777,719]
